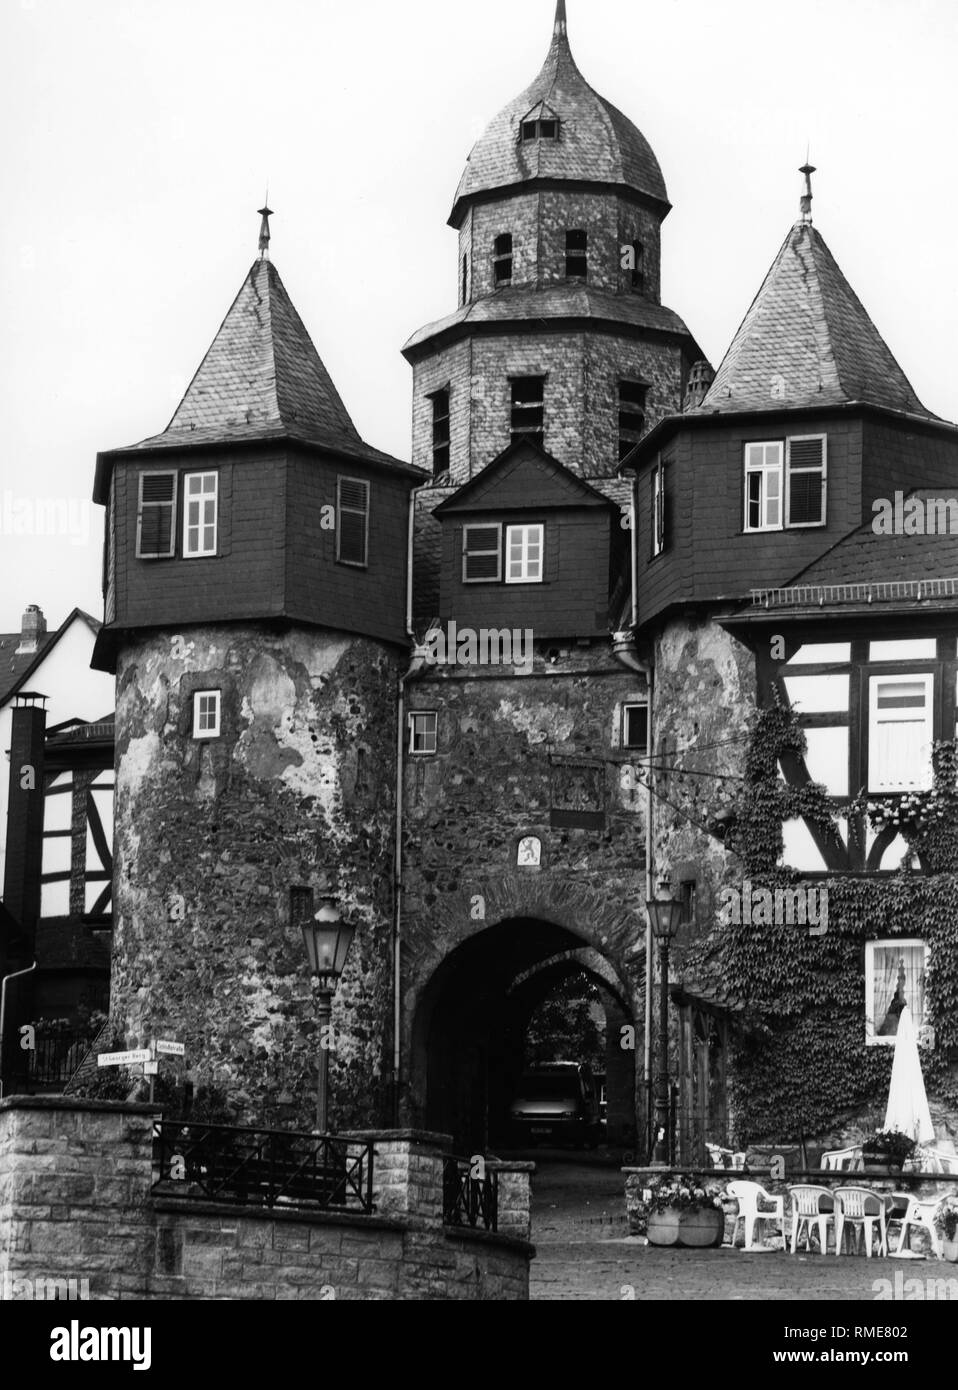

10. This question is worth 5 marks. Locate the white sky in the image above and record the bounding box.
[1,0,956,632]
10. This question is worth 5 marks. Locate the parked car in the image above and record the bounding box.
[509,1062,600,1147]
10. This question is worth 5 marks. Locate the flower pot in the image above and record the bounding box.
[648,1206,724,1249]
[943,1238,958,1263]
[861,1160,902,1176]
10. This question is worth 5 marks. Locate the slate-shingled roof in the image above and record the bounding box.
[450,4,667,226]
[102,258,417,479]
[403,283,694,359]
[0,610,100,708]
[697,221,937,421]
[782,489,958,590]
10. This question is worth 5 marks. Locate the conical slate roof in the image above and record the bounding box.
[697,219,935,419]
[450,2,667,225]
[164,257,362,447]
[111,256,415,476]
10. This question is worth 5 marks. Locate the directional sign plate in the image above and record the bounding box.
[155,1040,185,1056]
[97,1049,152,1067]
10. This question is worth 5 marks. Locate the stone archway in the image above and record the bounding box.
[405,909,641,1153]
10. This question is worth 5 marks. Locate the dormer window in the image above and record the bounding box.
[493,234,513,286]
[565,230,587,279]
[520,103,559,142]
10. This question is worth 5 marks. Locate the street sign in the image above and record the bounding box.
[154,1040,185,1056]
[143,1060,159,1076]
[98,1049,152,1068]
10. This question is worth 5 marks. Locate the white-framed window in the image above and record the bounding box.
[192,690,221,739]
[622,702,649,752]
[408,711,437,756]
[865,939,929,1044]
[462,523,502,582]
[337,476,369,567]
[651,461,666,556]
[785,435,827,527]
[867,673,933,791]
[744,436,827,531]
[183,472,218,557]
[136,470,177,558]
[505,524,544,584]
[744,442,783,531]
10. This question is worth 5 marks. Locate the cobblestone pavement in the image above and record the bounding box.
[527,1157,942,1301]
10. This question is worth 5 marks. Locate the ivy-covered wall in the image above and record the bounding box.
[684,698,958,1147]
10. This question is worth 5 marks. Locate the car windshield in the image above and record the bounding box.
[516,1074,579,1100]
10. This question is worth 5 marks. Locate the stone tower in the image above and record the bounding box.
[403,0,704,484]
[92,224,423,1129]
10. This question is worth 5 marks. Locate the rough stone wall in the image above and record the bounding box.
[649,616,757,967]
[460,190,662,301]
[411,330,686,482]
[0,1102,533,1301]
[110,623,399,1131]
[399,645,650,1126]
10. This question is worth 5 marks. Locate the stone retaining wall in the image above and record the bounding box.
[0,1099,533,1300]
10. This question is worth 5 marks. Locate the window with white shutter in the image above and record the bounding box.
[786,435,827,526]
[744,443,783,531]
[462,524,502,582]
[136,471,177,558]
[184,471,218,557]
[868,674,933,791]
[336,477,369,567]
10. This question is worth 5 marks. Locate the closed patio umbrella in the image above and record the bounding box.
[884,1006,934,1144]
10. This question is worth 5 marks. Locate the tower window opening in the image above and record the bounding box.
[510,376,545,446]
[493,233,513,286]
[629,239,645,292]
[430,388,450,477]
[461,253,469,306]
[618,380,648,462]
[566,229,588,279]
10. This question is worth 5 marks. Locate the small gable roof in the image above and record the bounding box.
[0,609,100,709]
[433,440,619,517]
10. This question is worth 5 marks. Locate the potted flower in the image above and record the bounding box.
[643,1174,726,1248]
[861,1130,917,1175]
[934,1196,958,1263]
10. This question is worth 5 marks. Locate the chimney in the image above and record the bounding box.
[15,604,46,656]
[684,361,715,412]
[2,692,47,950]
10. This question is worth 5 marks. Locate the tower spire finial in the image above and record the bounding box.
[554,0,567,36]
[257,193,274,259]
[799,156,816,224]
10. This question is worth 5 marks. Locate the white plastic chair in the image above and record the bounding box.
[788,1185,836,1254]
[834,1186,888,1257]
[889,1194,943,1257]
[922,1148,958,1175]
[821,1146,862,1171]
[728,1180,785,1250]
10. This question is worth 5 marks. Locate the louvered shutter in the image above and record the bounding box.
[337,477,369,567]
[786,436,826,526]
[136,471,177,558]
[462,524,502,581]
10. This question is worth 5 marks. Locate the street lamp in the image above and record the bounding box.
[647,895,684,1165]
[301,897,355,1134]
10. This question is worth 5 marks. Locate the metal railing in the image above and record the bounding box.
[442,1155,498,1232]
[2,1028,97,1093]
[152,1121,375,1213]
[750,577,958,609]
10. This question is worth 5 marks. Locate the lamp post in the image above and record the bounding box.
[646,895,683,1165]
[300,898,355,1134]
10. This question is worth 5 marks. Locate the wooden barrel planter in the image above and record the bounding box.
[943,1238,958,1263]
[647,1206,724,1248]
